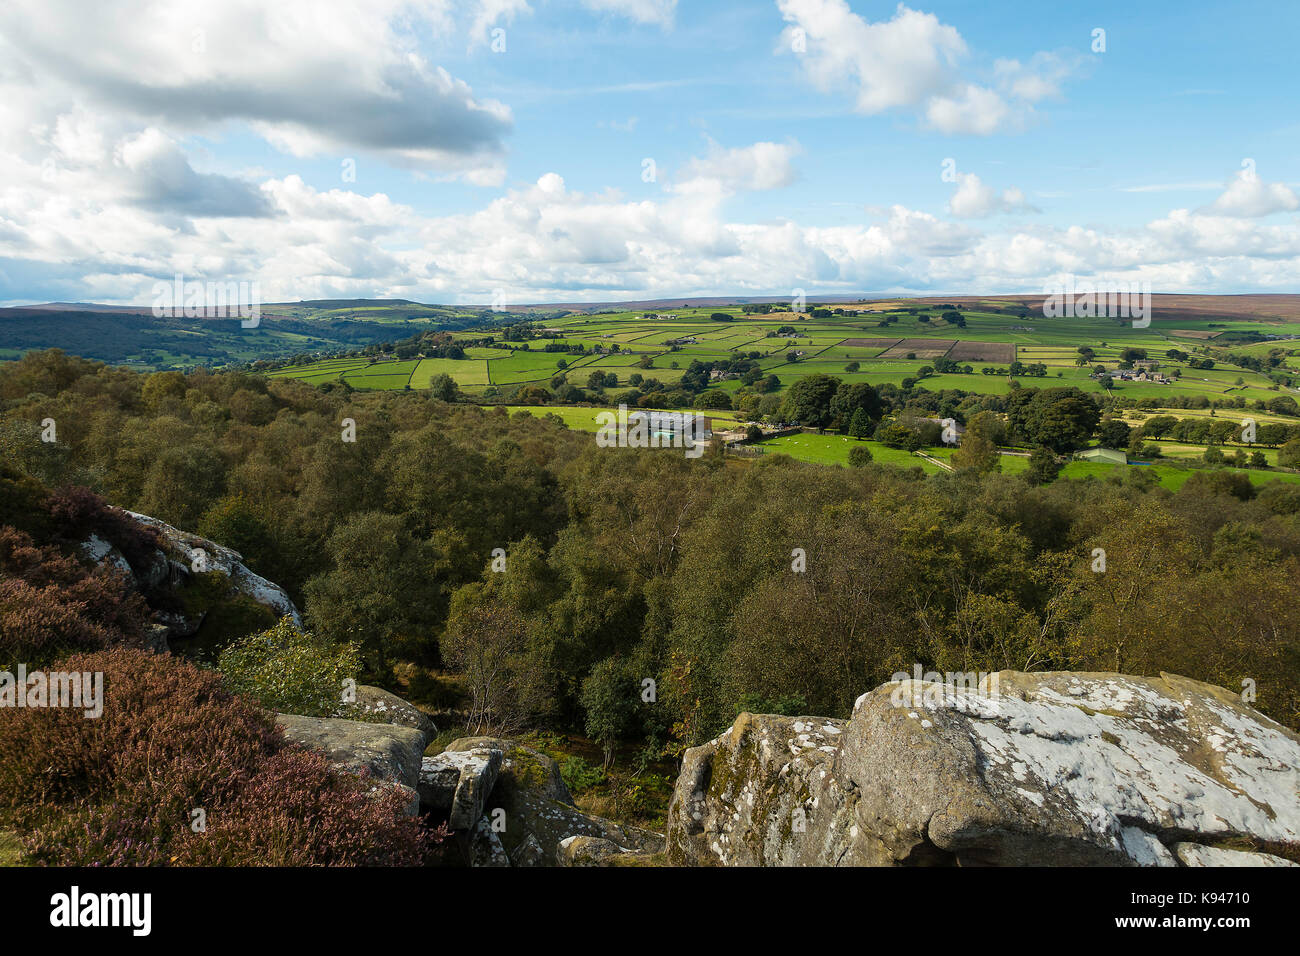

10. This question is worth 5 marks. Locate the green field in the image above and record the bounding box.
[258,301,1300,490]
[268,303,1300,410]
[484,404,744,432]
[749,432,1300,489]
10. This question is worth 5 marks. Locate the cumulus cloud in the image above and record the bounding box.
[0,0,513,179]
[672,141,802,196]
[775,0,1081,135]
[118,129,273,218]
[10,142,1300,308]
[947,173,1038,218]
[993,52,1079,103]
[1200,167,1300,218]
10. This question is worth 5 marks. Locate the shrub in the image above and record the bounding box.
[560,755,606,794]
[848,446,873,468]
[44,485,161,568]
[0,526,151,667]
[0,647,434,866]
[581,656,641,768]
[217,617,361,718]
[0,463,55,538]
[0,647,282,862]
[171,747,435,866]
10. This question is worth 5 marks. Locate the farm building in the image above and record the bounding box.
[1075,447,1128,465]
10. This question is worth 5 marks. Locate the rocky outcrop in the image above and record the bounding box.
[125,512,301,625]
[667,671,1300,867]
[557,836,663,867]
[428,737,665,866]
[77,510,301,642]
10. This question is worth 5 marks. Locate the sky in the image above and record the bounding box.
[1,0,1299,306]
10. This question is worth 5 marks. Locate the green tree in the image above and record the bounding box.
[428,373,461,403]
[846,408,871,438]
[780,374,842,428]
[1007,387,1101,453]
[1096,418,1132,449]
[581,656,641,768]
[303,512,444,677]
[1025,446,1062,485]
[442,584,551,734]
[952,430,1001,474]
[830,382,883,432]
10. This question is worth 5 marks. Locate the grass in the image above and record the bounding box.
[482,404,744,432]
[747,431,1300,490]
[0,831,26,866]
[411,357,490,387]
[751,433,943,473]
[265,304,1300,471]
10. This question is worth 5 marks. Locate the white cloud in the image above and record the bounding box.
[117,128,273,217]
[993,52,1079,103]
[925,84,1011,136]
[1201,168,1300,218]
[947,173,1038,218]
[673,141,801,195]
[776,0,1081,135]
[581,0,677,29]
[467,0,531,49]
[11,143,1300,307]
[0,0,513,179]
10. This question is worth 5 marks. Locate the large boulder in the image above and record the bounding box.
[122,511,301,630]
[440,737,664,866]
[668,712,845,867]
[355,685,437,740]
[558,836,665,867]
[419,748,502,830]
[668,671,1300,867]
[276,713,426,816]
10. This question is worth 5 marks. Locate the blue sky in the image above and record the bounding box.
[2,0,1299,304]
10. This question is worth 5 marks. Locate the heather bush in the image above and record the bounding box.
[171,748,435,866]
[44,485,162,568]
[217,617,361,718]
[0,526,151,667]
[0,647,433,866]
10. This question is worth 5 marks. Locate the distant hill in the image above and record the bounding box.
[0,301,494,370]
[5,293,1300,371]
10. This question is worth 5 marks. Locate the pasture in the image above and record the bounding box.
[262,300,1300,486]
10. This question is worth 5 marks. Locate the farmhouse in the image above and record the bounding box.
[1107,367,1171,384]
[922,417,966,443]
